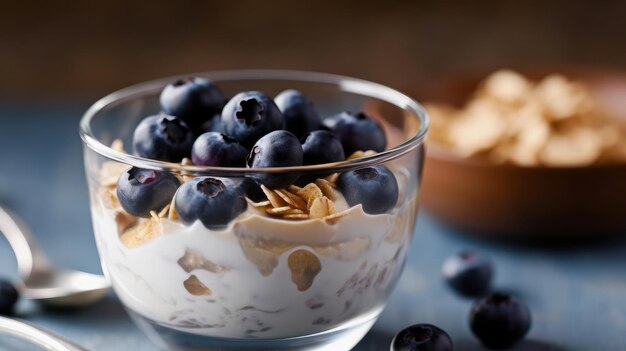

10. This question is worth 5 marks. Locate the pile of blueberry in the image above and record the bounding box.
[391,251,531,351]
[116,77,398,228]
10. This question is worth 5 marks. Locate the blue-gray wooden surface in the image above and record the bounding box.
[0,103,625,351]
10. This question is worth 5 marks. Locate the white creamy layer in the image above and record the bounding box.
[91,171,417,339]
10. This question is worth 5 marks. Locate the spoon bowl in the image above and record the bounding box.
[0,206,110,308]
[20,269,109,308]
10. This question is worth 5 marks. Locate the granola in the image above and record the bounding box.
[426,70,626,166]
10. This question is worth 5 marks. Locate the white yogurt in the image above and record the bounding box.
[91,170,417,339]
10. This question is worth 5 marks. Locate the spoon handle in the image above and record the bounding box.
[0,316,89,351]
[0,206,53,278]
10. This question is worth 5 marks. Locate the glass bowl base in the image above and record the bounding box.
[127,307,382,351]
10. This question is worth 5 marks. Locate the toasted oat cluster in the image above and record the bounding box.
[426,69,626,166]
[247,149,378,222]
[249,179,351,224]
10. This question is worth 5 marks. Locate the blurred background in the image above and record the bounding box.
[1,0,626,100]
[2,1,626,350]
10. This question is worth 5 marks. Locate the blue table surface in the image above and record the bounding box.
[1,102,625,351]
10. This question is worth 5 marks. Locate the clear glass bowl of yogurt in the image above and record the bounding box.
[79,70,428,351]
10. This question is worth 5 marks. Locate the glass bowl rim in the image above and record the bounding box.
[79,69,429,175]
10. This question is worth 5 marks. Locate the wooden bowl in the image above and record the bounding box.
[407,66,626,242]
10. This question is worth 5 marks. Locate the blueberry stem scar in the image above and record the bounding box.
[236,99,264,126]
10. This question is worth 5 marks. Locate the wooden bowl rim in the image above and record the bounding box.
[426,143,626,172]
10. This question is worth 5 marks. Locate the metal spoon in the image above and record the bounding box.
[0,316,88,351]
[0,206,109,308]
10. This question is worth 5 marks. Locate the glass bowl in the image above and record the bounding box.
[79,70,428,351]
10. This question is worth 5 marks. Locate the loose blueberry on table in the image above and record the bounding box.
[132,114,194,162]
[391,323,453,351]
[442,251,493,297]
[0,279,19,315]
[470,292,531,349]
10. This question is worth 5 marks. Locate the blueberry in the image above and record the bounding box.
[442,251,493,297]
[160,77,225,129]
[174,177,247,229]
[191,132,248,167]
[209,177,266,202]
[301,130,345,165]
[391,323,453,351]
[247,130,303,189]
[237,177,267,202]
[198,113,223,135]
[337,165,398,214]
[274,89,321,138]
[470,292,531,349]
[116,167,181,217]
[323,111,386,155]
[132,114,194,162]
[221,91,284,148]
[0,280,19,315]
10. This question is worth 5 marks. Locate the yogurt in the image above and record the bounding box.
[90,167,417,339]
